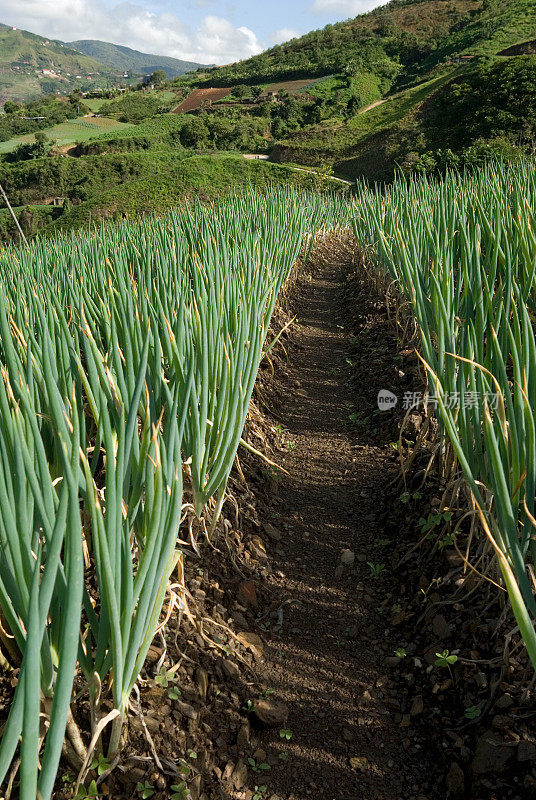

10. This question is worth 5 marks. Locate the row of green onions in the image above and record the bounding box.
[0,188,344,798]
[351,162,536,669]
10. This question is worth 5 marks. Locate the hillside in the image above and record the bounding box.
[0,23,136,102]
[197,0,536,90]
[199,0,483,87]
[2,5,536,800]
[2,0,536,240]
[242,0,536,178]
[68,40,207,78]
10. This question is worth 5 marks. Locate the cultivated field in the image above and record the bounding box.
[173,87,232,113]
[1,169,536,798]
[173,78,326,115]
[0,115,131,153]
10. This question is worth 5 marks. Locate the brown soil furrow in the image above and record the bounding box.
[173,88,232,114]
[254,256,436,800]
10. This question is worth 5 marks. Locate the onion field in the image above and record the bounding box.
[351,162,536,670]
[1,166,536,795]
[0,190,342,798]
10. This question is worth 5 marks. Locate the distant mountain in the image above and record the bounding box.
[67,40,207,78]
[0,22,127,103]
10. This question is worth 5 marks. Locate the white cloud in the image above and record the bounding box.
[309,0,383,15]
[271,27,300,45]
[0,0,264,64]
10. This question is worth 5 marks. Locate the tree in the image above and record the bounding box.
[3,101,19,114]
[232,84,250,99]
[150,69,167,86]
[343,60,360,77]
[251,86,263,99]
[271,118,288,139]
[19,206,35,236]
[209,116,234,149]
[179,117,210,148]
[6,140,47,163]
[346,97,361,118]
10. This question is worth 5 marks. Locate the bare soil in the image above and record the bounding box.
[173,88,232,114]
[358,99,387,114]
[244,239,436,800]
[264,80,318,94]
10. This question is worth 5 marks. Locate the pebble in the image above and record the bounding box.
[471,730,513,774]
[410,695,423,716]
[431,614,451,638]
[253,698,289,727]
[495,693,513,710]
[236,724,250,752]
[238,580,258,607]
[263,522,283,542]
[518,741,536,763]
[231,759,248,790]
[340,549,355,566]
[445,762,465,798]
[232,611,249,630]
[250,536,268,560]
[176,700,198,720]
[222,659,240,680]
[194,667,209,700]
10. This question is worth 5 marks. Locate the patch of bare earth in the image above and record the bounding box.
[242,236,436,800]
[173,88,232,114]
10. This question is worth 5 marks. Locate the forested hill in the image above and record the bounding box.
[2,0,536,241]
[199,0,478,86]
[0,24,205,102]
[200,0,536,87]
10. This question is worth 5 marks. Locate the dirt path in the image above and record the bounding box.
[279,164,353,185]
[358,99,386,114]
[254,248,436,800]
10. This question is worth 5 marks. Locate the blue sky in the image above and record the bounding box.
[0,0,383,64]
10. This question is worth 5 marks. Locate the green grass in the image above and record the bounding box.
[0,203,60,242]
[0,147,192,206]
[0,203,52,213]
[0,149,346,242]
[307,72,381,107]
[72,113,192,155]
[83,98,107,112]
[0,116,132,153]
[272,66,464,178]
[152,90,179,102]
[54,152,348,229]
[422,0,536,63]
